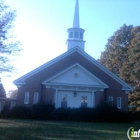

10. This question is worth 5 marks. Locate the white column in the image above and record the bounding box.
[92,91,95,108]
[55,89,58,108]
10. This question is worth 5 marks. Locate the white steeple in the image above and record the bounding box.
[67,0,85,51]
[73,0,79,28]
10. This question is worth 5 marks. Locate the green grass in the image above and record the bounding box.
[0,119,139,140]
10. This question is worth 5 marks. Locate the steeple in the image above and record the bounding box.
[73,0,79,28]
[67,0,85,51]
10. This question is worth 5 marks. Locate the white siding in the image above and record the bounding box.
[50,66,103,85]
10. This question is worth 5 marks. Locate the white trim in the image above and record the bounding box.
[13,47,81,85]
[55,89,58,108]
[13,47,133,91]
[24,92,29,104]
[45,84,105,92]
[42,63,108,88]
[92,91,95,107]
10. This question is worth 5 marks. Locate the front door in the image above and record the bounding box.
[61,95,67,108]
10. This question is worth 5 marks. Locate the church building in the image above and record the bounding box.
[13,0,133,111]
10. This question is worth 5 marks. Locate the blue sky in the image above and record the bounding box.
[2,0,140,92]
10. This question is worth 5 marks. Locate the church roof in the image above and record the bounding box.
[13,47,133,91]
[13,0,133,92]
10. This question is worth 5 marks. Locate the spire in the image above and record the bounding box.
[67,0,85,51]
[73,0,79,28]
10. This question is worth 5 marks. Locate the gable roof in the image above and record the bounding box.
[13,47,133,91]
[42,63,109,89]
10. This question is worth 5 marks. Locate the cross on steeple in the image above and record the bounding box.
[67,0,85,51]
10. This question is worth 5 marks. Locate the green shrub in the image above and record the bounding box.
[95,101,132,123]
[31,103,55,120]
[52,107,95,121]
[52,108,71,121]
[9,106,31,119]
[1,105,9,119]
[95,101,119,122]
[132,112,140,121]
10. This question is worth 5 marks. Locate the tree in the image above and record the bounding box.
[7,89,17,98]
[0,0,21,74]
[0,79,6,97]
[99,24,140,111]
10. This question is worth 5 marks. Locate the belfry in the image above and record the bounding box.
[67,0,85,51]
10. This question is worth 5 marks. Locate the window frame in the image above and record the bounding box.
[108,96,113,106]
[24,92,29,104]
[117,97,121,109]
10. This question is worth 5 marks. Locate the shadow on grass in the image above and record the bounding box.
[0,119,139,140]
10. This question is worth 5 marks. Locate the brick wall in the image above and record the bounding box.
[16,51,129,111]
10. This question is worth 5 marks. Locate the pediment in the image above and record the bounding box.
[43,63,108,88]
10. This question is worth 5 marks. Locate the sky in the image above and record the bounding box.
[2,0,140,93]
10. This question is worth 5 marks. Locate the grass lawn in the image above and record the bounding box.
[0,119,139,140]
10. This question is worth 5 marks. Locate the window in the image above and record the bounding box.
[10,101,16,109]
[81,96,87,108]
[69,32,73,38]
[0,101,5,112]
[117,97,121,109]
[34,92,38,104]
[108,96,113,106]
[80,32,83,39]
[61,95,67,108]
[24,92,29,104]
[74,32,79,38]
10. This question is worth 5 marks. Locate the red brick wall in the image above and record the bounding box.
[16,51,129,110]
[94,91,104,107]
[45,88,54,104]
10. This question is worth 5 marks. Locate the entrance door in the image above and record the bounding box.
[61,95,67,108]
[81,96,87,108]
